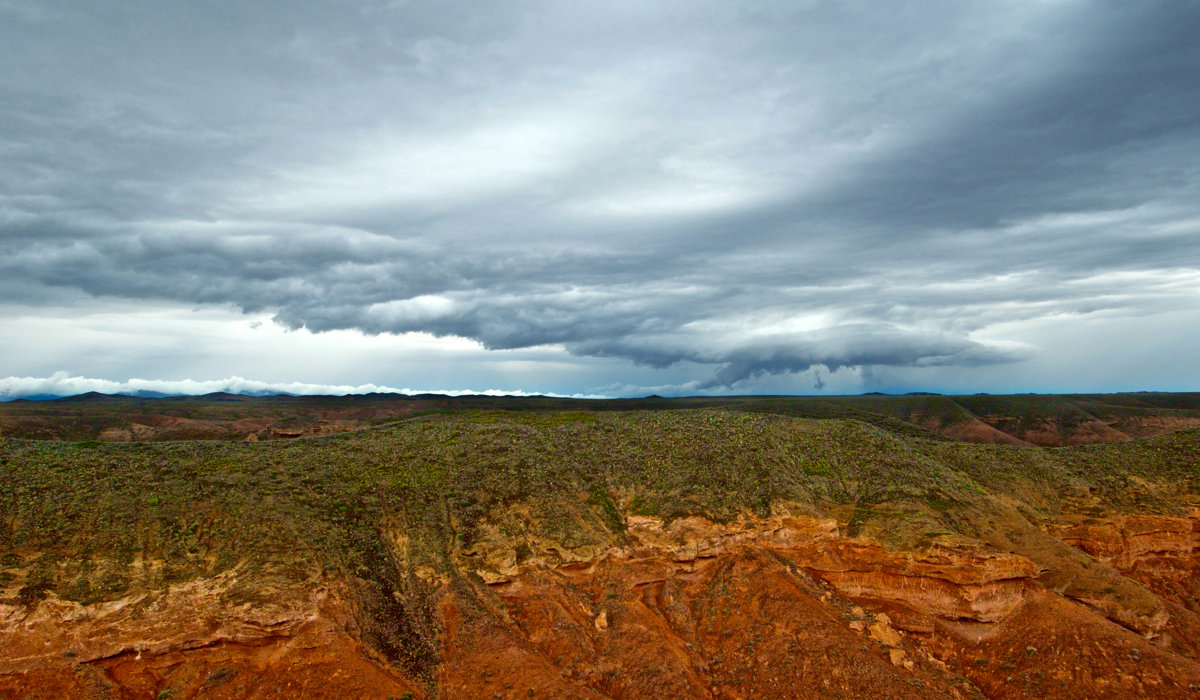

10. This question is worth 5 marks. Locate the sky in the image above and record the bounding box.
[2,0,1199,399]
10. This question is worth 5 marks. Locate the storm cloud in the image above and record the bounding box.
[2,1,1198,394]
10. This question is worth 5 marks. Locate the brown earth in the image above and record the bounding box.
[829,393,1200,447]
[912,412,1200,448]
[5,510,1200,698]
[0,578,424,699]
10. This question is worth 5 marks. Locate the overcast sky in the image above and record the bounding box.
[2,0,1198,399]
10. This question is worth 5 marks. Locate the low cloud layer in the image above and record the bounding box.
[0,371,598,401]
[2,2,1198,394]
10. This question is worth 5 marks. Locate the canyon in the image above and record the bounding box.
[2,404,1199,697]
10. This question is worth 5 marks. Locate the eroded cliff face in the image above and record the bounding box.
[0,561,426,699]
[451,510,1200,698]
[6,508,1200,699]
[1041,510,1200,658]
[1046,511,1200,604]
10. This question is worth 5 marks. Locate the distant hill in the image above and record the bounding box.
[1,390,1198,446]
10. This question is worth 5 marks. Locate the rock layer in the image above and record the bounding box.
[7,511,1200,698]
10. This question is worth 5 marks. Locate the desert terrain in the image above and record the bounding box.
[3,394,1200,698]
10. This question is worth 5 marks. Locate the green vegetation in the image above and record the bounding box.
[4,409,1196,578]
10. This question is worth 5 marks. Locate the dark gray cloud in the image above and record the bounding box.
[2,1,1199,393]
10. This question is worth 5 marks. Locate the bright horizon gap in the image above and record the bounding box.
[1,372,1195,402]
[0,372,608,401]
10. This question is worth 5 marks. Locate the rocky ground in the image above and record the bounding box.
[2,407,1199,698]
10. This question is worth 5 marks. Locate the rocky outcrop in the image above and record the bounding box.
[1047,512,1199,570]
[0,565,426,698]
[458,511,1200,698]
[0,565,315,672]
[1047,510,1200,613]
[801,541,1037,623]
[462,513,1043,630]
[5,509,1200,698]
